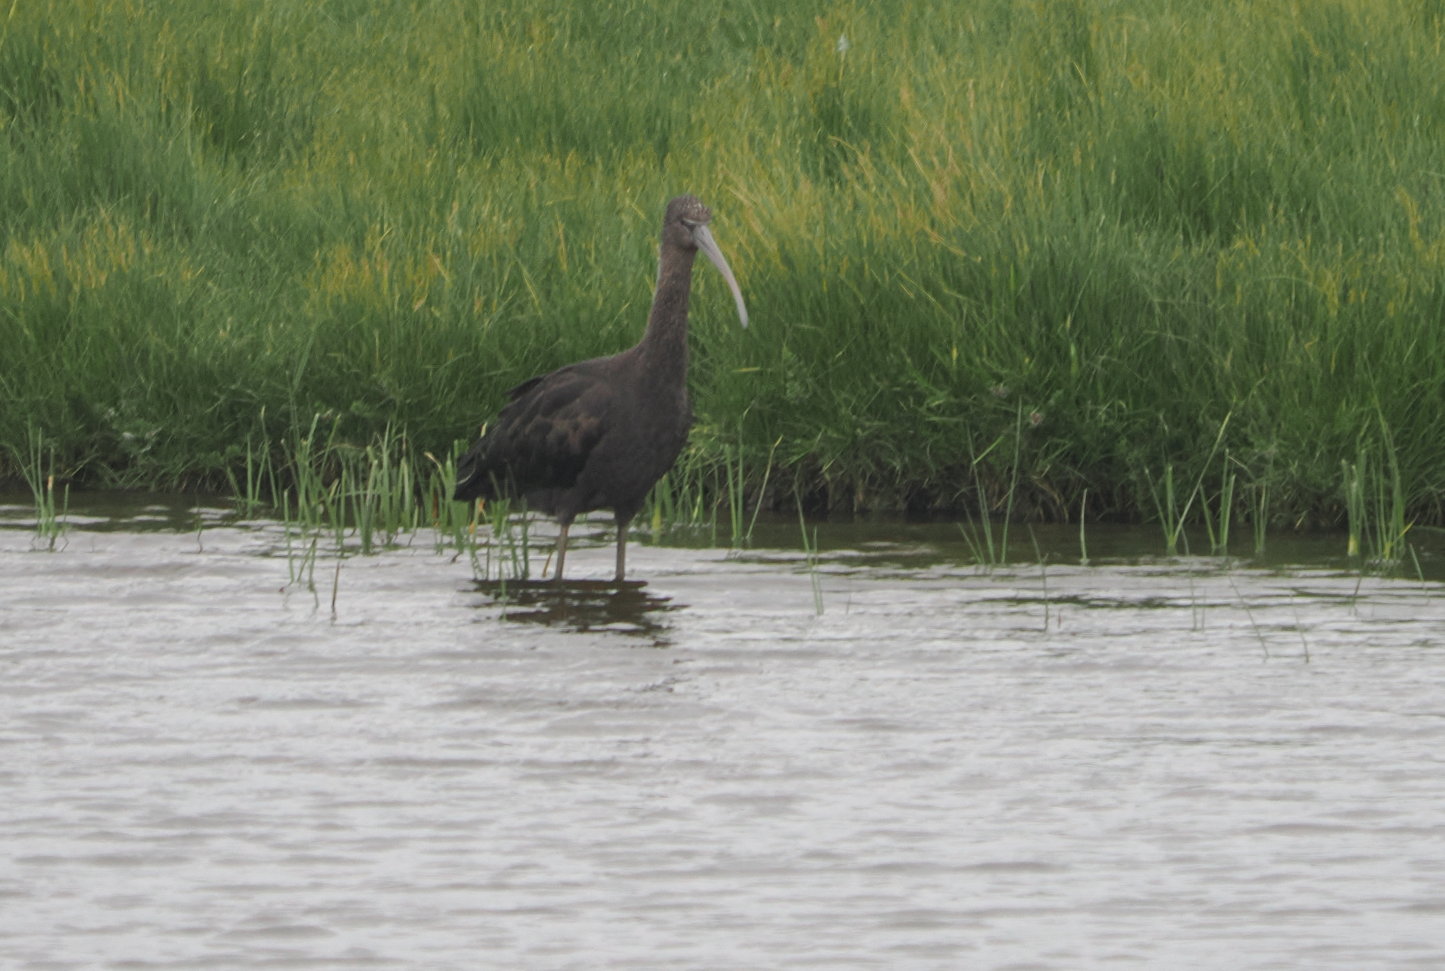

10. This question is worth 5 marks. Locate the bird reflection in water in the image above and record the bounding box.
[467,578,680,642]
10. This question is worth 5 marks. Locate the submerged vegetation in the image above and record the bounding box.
[4,0,1445,550]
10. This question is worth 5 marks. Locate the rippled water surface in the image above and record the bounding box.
[4,495,1445,969]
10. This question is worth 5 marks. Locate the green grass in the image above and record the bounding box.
[4,0,1445,547]
[8,424,70,549]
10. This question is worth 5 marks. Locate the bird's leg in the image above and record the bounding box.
[614,518,629,583]
[552,522,569,582]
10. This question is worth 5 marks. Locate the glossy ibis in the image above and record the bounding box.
[453,195,749,582]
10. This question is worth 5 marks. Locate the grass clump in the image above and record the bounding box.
[2,0,1445,549]
[8,425,70,550]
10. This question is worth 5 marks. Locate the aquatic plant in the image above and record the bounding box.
[10,426,70,550]
[721,434,778,550]
[957,511,1003,570]
[476,497,533,584]
[1143,415,1232,556]
[1028,526,1052,631]
[1200,454,1238,558]
[1248,484,1270,557]
[281,522,321,605]
[957,406,1028,567]
[1342,421,1414,572]
[797,499,824,616]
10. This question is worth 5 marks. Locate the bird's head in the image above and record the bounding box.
[665,194,713,237]
[663,194,749,328]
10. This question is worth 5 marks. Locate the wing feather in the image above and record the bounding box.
[453,363,610,501]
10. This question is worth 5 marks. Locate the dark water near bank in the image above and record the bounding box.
[3,494,1445,969]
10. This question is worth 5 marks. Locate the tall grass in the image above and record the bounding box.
[3,0,1445,541]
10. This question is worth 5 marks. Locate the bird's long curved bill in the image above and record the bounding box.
[693,224,750,328]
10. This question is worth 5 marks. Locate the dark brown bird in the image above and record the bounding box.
[453,195,749,582]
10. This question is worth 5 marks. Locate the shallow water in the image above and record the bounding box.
[3,496,1445,969]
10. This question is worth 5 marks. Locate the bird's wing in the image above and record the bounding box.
[502,373,546,402]
[455,364,610,500]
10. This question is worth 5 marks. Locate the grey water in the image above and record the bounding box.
[3,494,1445,969]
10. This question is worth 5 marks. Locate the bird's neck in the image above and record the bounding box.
[636,244,697,378]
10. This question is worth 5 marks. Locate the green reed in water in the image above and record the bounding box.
[1140,415,1248,558]
[797,500,824,617]
[11,427,70,551]
[232,416,1431,590]
[246,420,545,583]
[957,410,1026,568]
[1342,433,1414,573]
